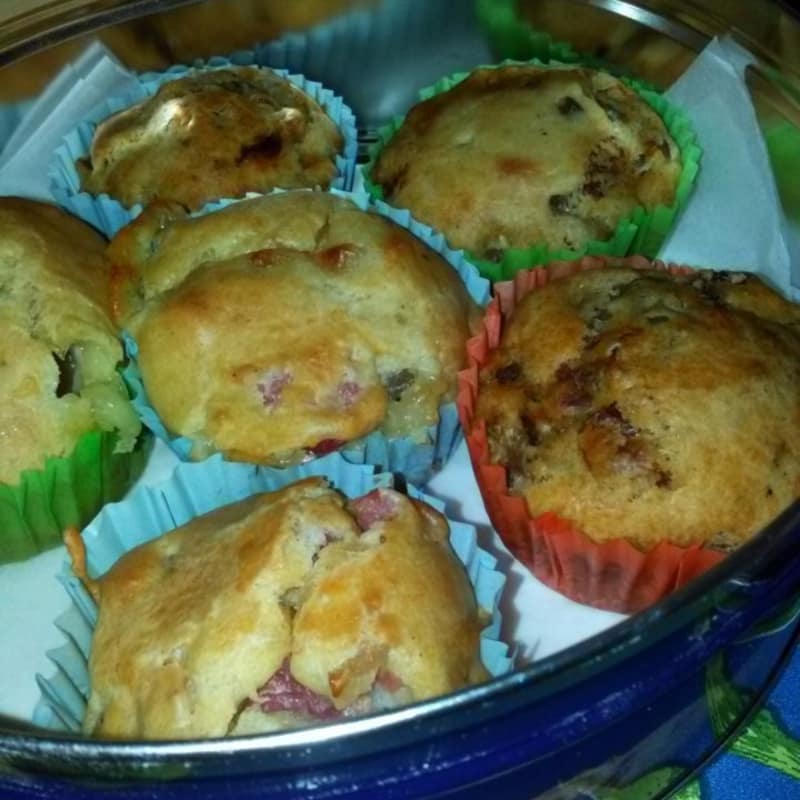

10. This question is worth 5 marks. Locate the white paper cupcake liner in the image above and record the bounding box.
[33,453,513,733]
[118,188,490,485]
[49,56,359,238]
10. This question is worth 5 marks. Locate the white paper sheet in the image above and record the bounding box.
[0,42,138,199]
[661,37,799,301]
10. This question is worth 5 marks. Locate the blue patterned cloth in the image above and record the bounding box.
[689,646,800,799]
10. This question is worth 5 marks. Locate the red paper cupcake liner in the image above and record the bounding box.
[457,255,726,613]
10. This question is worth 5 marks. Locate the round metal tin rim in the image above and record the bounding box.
[0,0,799,780]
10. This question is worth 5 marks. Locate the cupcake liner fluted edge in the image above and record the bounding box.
[456,255,725,613]
[0,429,151,564]
[363,58,702,283]
[49,55,360,239]
[33,453,514,732]
[118,188,490,485]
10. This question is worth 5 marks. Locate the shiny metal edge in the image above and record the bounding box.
[572,0,708,49]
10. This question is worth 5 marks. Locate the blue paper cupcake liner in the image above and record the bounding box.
[118,188,490,485]
[33,453,513,733]
[49,55,359,238]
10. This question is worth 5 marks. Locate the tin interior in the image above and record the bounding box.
[0,0,799,782]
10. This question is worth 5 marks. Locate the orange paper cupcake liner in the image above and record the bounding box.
[457,255,726,613]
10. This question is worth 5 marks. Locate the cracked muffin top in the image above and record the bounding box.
[68,480,487,739]
[474,266,800,551]
[80,66,344,210]
[370,65,681,259]
[109,191,480,465]
[0,198,140,484]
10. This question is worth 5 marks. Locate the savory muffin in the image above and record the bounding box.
[0,0,372,103]
[66,479,488,739]
[473,266,800,551]
[80,66,345,210]
[150,0,375,64]
[109,191,479,464]
[370,65,681,260]
[0,198,140,486]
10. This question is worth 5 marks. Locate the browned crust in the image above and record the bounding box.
[475,267,800,550]
[372,65,681,258]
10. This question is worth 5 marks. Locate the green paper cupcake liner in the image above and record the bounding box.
[363,58,702,283]
[0,430,151,564]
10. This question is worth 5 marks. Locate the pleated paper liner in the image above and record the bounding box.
[0,429,150,564]
[457,255,725,613]
[33,453,514,733]
[49,54,359,239]
[115,189,490,486]
[363,58,702,283]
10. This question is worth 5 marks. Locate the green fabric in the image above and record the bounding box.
[730,708,800,778]
[672,782,703,800]
[596,768,686,799]
[706,653,800,779]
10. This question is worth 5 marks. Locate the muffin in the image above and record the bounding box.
[110,191,481,467]
[461,259,800,610]
[79,66,345,210]
[150,0,375,64]
[0,198,143,561]
[0,0,372,103]
[370,64,683,261]
[66,478,489,739]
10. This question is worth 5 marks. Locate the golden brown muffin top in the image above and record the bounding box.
[68,479,486,740]
[109,192,479,464]
[0,198,137,483]
[80,67,344,210]
[475,267,800,550]
[371,65,681,259]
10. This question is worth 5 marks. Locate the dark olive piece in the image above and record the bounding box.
[495,362,522,384]
[549,194,572,215]
[557,96,584,115]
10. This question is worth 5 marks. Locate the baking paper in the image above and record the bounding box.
[661,37,800,300]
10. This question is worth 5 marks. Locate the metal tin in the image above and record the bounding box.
[1,1,799,797]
